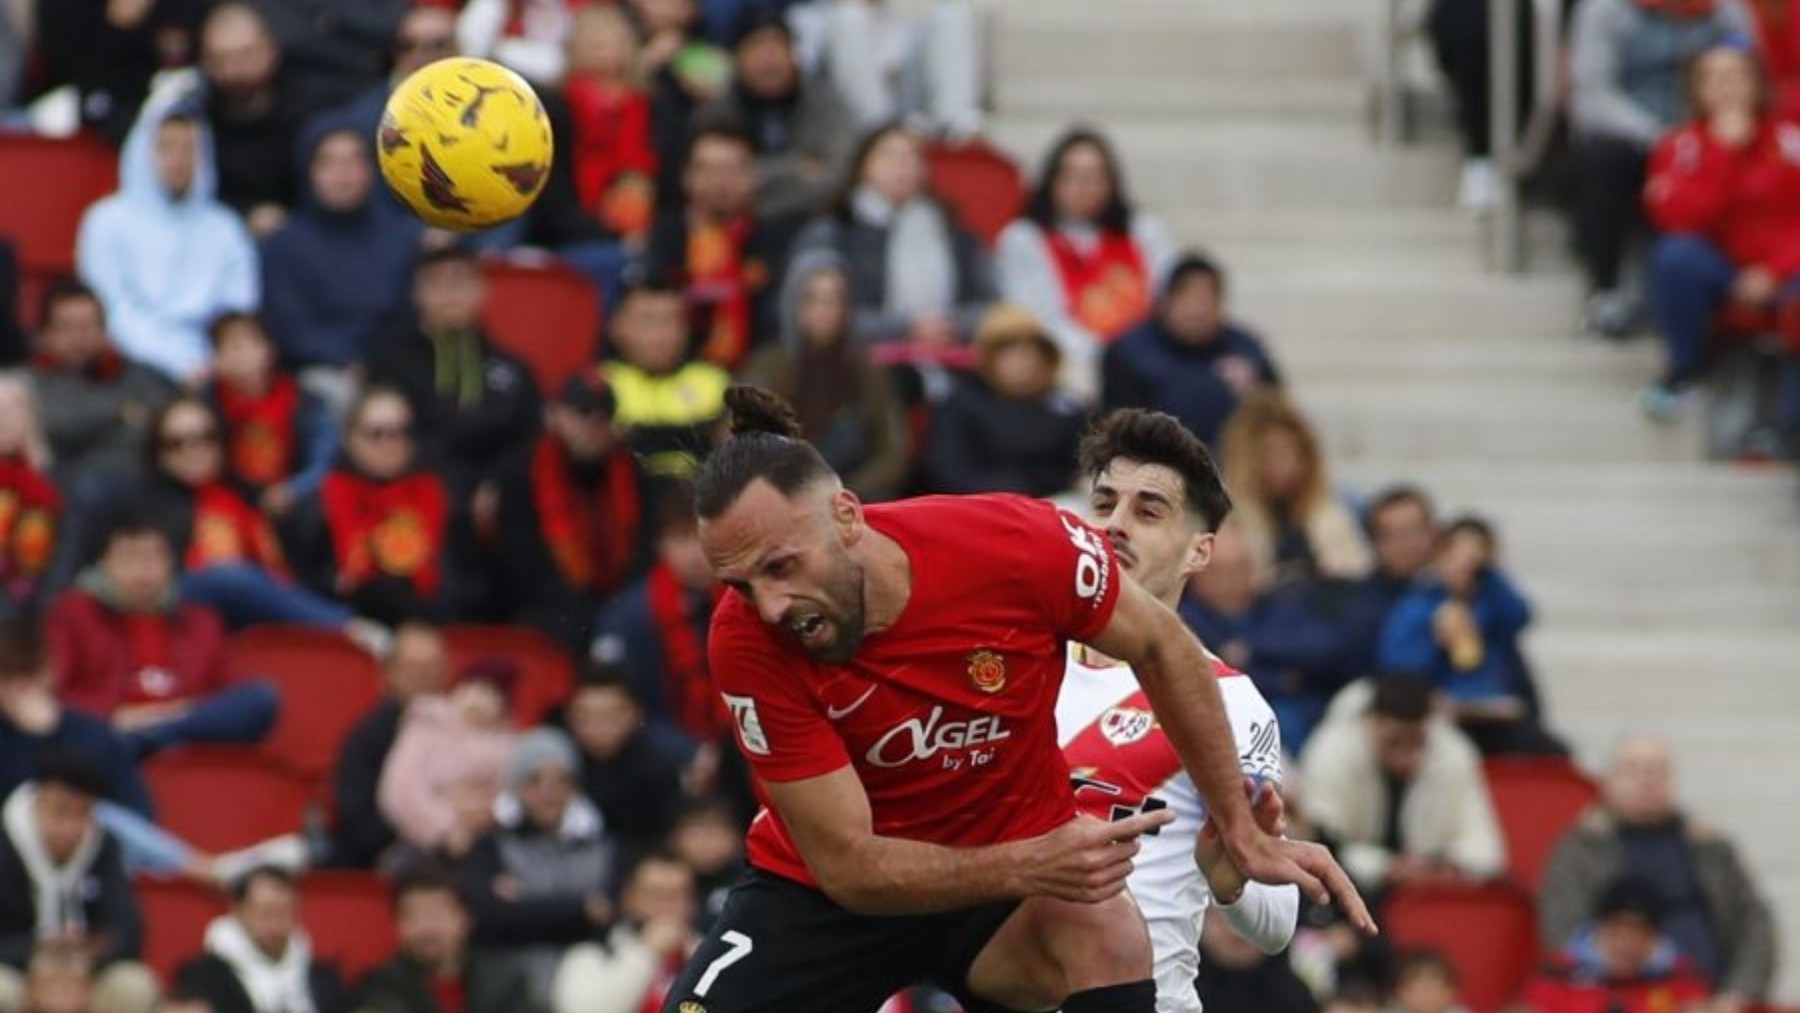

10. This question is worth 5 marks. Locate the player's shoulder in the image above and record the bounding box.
[869,493,1076,554]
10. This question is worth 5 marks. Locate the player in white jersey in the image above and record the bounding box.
[1055,409,1300,1013]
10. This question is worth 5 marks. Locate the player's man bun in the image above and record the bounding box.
[724,385,803,439]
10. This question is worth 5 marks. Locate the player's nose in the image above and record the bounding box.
[755,588,793,627]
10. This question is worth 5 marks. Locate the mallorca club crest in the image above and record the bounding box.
[967,649,1006,694]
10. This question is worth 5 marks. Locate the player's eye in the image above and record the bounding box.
[765,557,794,579]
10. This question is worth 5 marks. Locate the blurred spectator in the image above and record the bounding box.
[356,864,544,1013]
[1640,44,1800,435]
[0,375,60,620]
[45,511,278,757]
[1181,521,1365,752]
[704,7,857,220]
[283,387,451,626]
[175,867,350,1013]
[27,282,175,497]
[0,244,23,368]
[330,622,451,871]
[457,0,577,86]
[496,374,657,652]
[563,5,660,242]
[1424,0,1533,211]
[667,795,745,928]
[460,728,616,1000]
[552,851,698,1013]
[1103,253,1281,448]
[922,304,1085,496]
[194,2,304,232]
[601,281,730,479]
[379,661,518,863]
[593,486,722,751]
[643,122,794,370]
[812,0,985,137]
[1194,916,1319,1013]
[11,937,154,1013]
[1388,950,1470,1013]
[29,0,202,143]
[307,5,458,141]
[1751,0,1800,117]
[1568,0,1753,336]
[1377,515,1561,756]
[367,248,542,509]
[129,396,359,632]
[1521,876,1713,1013]
[203,314,336,516]
[244,0,406,116]
[998,126,1177,395]
[0,623,152,819]
[0,758,146,989]
[260,125,422,413]
[794,123,996,353]
[1220,391,1372,581]
[1299,676,1506,896]
[558,663,686,857]
[1362,486,1439,610]
[75,108,259,385]
[638,0,733,205]
[1541,735,1775,1002]
[742,249,909,501]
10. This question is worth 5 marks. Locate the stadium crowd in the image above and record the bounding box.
[0,2,1783,1013]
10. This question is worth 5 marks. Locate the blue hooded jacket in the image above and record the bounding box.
[258,117,423,370]
[76,95,260,382]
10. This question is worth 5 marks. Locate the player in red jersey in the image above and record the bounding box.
[660,387,1371,1013]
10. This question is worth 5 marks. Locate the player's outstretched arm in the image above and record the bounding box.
[765,765,1172,917]
[1089,578,1377,934]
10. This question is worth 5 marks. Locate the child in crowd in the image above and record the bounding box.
[204,314,335,518]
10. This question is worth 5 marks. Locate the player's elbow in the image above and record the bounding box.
[811,864,891,916]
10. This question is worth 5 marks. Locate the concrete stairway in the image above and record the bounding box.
[987,0,1800,999]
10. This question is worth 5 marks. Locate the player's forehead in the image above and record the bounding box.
[1089,458,1188,511]
[699,479,824,576]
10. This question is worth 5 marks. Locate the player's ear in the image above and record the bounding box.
[1182,531,1215,580]
[829,485,864,544]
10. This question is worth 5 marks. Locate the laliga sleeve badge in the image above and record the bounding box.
[967,649,1007,694]
[679,1003,707,1013]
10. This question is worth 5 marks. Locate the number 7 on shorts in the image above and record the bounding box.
[694,930,754,997]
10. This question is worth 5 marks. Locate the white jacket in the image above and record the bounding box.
[1297,680,1505,888]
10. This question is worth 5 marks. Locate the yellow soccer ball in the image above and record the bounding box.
[377,57,553,231]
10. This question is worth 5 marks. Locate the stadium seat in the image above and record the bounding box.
[924,139,1025,249]
[1383,881,1540,1013]
[480,259,603,395]
[443,624,574,726]
[0,134,117,274]
[297,871,397,980]
[224,626,383,780]
[136,878,226,984]
[1482,756,1600,890]
[143,747,316,853]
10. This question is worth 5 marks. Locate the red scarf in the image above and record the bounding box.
[0,456,59,581]
[214,375,300,489]
[1045,229,1151,343]
[188,482,290,577]
[320,470,449,596]
[687,216,759,370]
[531,437,643,595]
[30,349,125,382]
[566,77,658,228]
[646,562,724,740]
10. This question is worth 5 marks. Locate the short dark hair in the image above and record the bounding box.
[95,501,172,561]
[1078,410,1232,531]
[623,848,693,887]
[35,752,109,801]
[1025,126,1134,234]
[206,311,266,349]
[1369,674,1435,723]
[693,386,834,521]
[686,116,756,166]
[391,861,466,911]
[1368,484,1435,527]
[1442,513,1496,548]
[1164,253,1226,298]
[415,245,480,276]
[654,480,700,538]
[1394,949,1459,988]
[38,277,103,331]
[573,659,640,704]
[1594,874,1664,926]
[0,620,47,680]
[228,865,297,904]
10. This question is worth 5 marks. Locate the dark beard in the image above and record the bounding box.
[807,558,868,664]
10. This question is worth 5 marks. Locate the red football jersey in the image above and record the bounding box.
[709,494,1123,887]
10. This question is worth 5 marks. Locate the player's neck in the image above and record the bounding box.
[856,528,913,635]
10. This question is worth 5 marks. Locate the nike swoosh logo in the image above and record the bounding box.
[826,686,878,721]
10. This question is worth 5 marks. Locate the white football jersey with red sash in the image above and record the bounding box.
[1055,645,1293,1013]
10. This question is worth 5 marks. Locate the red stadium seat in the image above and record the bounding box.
[924,139,1025,249]
[225,626,383,780]
[443,624,574,726]
[1482,756,1599,890]
[144,747,315,853]
[136,873,396,985]
[1384,881,1540,1013]
[0,134,117,274]
[297,871,397,980]
[481,259,603,395]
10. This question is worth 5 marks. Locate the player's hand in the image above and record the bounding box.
[1222,823,1377,935]
[1198,779,1285,904]
[1019,810,1173,904]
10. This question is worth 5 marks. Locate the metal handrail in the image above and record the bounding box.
[1490,0,1565,273]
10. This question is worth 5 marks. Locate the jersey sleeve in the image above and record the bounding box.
[709,601,851,783]
[1017,500,1124,643]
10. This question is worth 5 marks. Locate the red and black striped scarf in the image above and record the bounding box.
[647,562,725,740]
[531,436,643,595]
